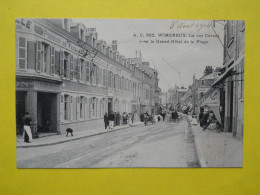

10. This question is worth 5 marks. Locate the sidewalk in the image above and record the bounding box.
[188,116,243,167]
[17,122,143,148]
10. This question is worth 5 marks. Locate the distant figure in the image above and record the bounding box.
[108,112,115,129]
[162,112,166,121]
[114,112,117,127]
[117,112,121,126]
[128,113,133,127]
[202,111,209,130]
[199,111,204,127]
[104,112,109,129]
[131,112,134,124]
[22,112,33,143]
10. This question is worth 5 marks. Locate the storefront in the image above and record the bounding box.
[16,78,61,135]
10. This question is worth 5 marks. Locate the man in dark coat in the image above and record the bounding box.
[202,111,209,130]
[199,111,204,127]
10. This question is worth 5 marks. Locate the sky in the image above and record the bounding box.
[74,19,224,92]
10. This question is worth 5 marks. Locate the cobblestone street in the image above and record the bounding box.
[17,117,200,168]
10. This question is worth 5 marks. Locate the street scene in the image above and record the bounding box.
[16,19,244,168]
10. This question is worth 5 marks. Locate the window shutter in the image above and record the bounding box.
[74,58,77,79]
[96,66,100,84]
[60,94,64,123]
[60,50,64,77]
[51,46,55,75]
[36,40,42,72]
[66,54,71,79]
[70,55,74,79]
[76,58,80,80]
[18,37,27,69]
[86,61,90,82]
[55,51,60,75]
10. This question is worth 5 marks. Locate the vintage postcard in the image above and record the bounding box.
[16,19,244,168]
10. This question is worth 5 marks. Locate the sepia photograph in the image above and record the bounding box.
[16,19,244,168]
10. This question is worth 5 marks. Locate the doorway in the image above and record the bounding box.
[108,98,113,113]
[16,91,26,134]
[37,92,57,133]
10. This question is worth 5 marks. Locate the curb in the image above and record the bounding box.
[187,116,207,168]
[17,122,143,148]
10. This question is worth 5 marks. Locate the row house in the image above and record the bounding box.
[212,20,245,139]
[15,18,159,136]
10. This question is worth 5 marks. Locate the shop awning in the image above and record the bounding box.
[212,54,244,87]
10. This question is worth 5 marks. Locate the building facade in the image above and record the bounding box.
[212,20,245,139]
[16,18,159,135]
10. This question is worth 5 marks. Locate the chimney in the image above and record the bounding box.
[112,40,117,51]
[203,66,213,76]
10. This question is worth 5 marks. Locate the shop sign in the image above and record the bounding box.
[16,80,34,88]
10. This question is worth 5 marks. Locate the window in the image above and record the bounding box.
[91,97,98,118]
[91,64,97,84]
[86,61,90,82]
[64,52,69,77]
[64,95,70,120]
[80,29,84,41]
[42,42,49,73]
[80,59,84,81]
[18,37,27,69]
[80,96,84,118]
[201,80,204,85]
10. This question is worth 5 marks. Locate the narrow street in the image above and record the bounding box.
[17,116,200,168]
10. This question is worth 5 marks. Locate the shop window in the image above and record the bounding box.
[64,95,70,120]
[91,97,96,118]
[80,96,84,118]
[18,37,27,69]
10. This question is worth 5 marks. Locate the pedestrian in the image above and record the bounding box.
[22,112,33,143]
[108,111,115,129]
[202,110,209,130]
[128,113,133,127]
[199,110,204,127]
[162,112,166,121]
[131,112,134,124]
[114,112,117,127]
[104,112,109,129]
